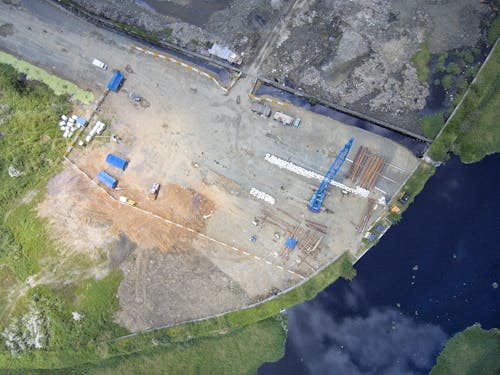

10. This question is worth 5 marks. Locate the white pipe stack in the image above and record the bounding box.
[250,188,275,205]
[264,154,370,198]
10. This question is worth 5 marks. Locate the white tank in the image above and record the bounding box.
[85,135,92,142]
[59,120,66,126]
[61,114,68,121]
[71,115,78,120]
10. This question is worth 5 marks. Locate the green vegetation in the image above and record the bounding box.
[56,318,286,375]
[429,41,500,163]
[411,35,431,84]
[0,52,93,104]
[430,324,500,375]
[487,17,500,45]
[419,112,445,139]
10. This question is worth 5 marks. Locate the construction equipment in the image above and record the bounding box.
[148,183,160,200]
[308,138,354,213]
[250,101,271,118]
[119,196,136,206]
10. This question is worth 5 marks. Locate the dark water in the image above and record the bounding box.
[255,84,427,156]
[259,154,500,374]
[140,0,229,27]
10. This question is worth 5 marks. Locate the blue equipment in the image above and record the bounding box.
[97,170,118,189]
[107,71,124,92]
[106,153,128,170]
[308,138,354,213]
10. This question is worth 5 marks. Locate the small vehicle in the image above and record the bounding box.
[92,58,108,70]
[148,183,160,200]
[293,118,301,127]
[119,196,136,206]
[398,191,410,204]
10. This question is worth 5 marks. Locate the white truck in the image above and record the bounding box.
[92,58,108,70]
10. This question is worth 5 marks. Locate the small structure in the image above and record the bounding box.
[285,237,298,250]
[106,154,128,171]
[375,224,385,234]
[250,101,271,118]
[293,118,301,127]
[107,71,124,92]
[398,192,410,204]
[97,170,118,189]
[208,43,242,65]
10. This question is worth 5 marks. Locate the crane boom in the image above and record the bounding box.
[308,138,354,213]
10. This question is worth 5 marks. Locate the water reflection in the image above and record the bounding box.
[260,155,500,374]
[286,305,447,374]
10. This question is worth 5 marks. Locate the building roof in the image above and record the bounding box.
[107,71,124,92]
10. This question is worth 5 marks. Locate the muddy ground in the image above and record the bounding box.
[2,1,419,332]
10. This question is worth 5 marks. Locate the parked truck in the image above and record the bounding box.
[92,58,108,70]
[119,196,136,206]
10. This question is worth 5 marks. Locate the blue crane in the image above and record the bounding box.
[308,137,354,213]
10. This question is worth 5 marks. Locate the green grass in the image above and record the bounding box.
[430,324,500,375]
[419,112,445,139]
[429,41,500,162]
[62,318,285,375]
[487,17,500,45]
[0,52,93,104]
[411,34,431,84]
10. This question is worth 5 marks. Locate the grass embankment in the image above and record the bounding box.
[59,318,286,375]
[428,40,500,163]
[430,324,500,375]
[387,162,436,223]
[0,51,93,104]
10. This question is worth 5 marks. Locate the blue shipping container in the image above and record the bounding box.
[107,71,124,92]
[106,153,128,170]
[97,170,118,189]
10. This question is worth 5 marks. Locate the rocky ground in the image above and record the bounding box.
[61,0,495,135]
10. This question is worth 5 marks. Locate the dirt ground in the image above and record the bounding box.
[1,1,419,331]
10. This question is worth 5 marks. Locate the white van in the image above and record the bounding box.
[92,58,108,70]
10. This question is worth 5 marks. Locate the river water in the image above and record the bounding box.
[259,154,500,374]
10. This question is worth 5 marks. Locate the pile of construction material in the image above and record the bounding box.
[85,121,106,144]
[264,153,370,198]
[348,146,385,190]
[250,188,275,205]
[58,114,86,139]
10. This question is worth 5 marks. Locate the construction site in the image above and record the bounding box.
[1,1,420,332]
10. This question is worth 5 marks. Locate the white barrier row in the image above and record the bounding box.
[250,188,275,205]
[264,154,370,198]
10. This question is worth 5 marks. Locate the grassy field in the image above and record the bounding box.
[430,324,500,375]
[428,40,500,163]
[0,51,93,104]
[419,112,445,139]
[411,35,431,84]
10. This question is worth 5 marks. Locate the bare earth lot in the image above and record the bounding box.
[1,1,418,332]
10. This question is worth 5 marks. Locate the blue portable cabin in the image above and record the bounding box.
[105,153,128,170]
[285,237,298,250]
[97,170,118,189]
[107,71,124,92]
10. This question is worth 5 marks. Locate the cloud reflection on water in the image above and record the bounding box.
[287,304,448,375]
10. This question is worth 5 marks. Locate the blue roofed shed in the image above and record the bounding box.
[106,153,128,170]
[285,237,298,250]
[375,224,385,234]
[97,170,118,189]
[107,71,124,92]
